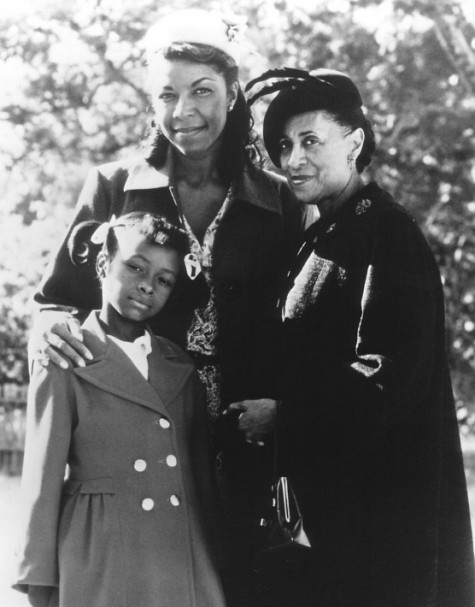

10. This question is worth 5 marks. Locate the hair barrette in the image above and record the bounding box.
[91,215,118,245]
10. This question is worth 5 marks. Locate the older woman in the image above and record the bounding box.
[237,68,475,606]
[29,11,299,606]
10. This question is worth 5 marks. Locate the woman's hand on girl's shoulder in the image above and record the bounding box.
[29,310,92,370]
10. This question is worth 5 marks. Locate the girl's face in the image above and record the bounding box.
[98,229,181,339]
[149,57,238,158]
[279,110,363,206]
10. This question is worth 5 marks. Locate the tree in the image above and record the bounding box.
[1,0,474,431]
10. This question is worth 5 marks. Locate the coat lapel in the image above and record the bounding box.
[147,338,195,410]
[74,313,193,416]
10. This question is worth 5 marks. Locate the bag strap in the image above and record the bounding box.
[273,399,287,480]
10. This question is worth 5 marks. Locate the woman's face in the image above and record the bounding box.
[279,110,363,205]
[150,57,238,158]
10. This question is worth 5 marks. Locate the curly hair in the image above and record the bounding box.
[68,212,189,270]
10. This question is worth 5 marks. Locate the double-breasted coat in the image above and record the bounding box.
[276,182,475,606]
[14,312,226,607]
[31,152,301,606]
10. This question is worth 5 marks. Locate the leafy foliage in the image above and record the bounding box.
[1,0,474,431]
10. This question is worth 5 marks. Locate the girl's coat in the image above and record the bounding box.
[14,312,225,607]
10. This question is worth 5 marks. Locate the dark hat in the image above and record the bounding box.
[247,68,363,167]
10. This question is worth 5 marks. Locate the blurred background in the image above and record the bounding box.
[0,0,474,604]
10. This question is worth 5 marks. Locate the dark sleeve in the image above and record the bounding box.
[289,207,443,446]
[342,211,440,422]
[34,166,118,317]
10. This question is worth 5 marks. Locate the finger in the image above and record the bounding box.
[224,402,247,414]
[69,337,93,361]
[66,317,84,343]
[47,332,92,364]
[43,345,69,370]
[46,339,88,368]
[245,438,265,447]
[53,324,92,359]
[238,412,253,433]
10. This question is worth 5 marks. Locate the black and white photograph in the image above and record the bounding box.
[1,1,474,605]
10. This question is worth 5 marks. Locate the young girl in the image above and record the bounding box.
[13,212,226,607]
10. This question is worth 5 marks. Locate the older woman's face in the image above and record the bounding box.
[279,110,361,205]
[150,57,238,158]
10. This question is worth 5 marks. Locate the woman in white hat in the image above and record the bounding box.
[29,9,300,606]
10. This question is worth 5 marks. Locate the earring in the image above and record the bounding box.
[347,154,354,168]
[227,104,234,112]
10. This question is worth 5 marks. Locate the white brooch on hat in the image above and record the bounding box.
[220,12,248,43]
[145,8,247,65]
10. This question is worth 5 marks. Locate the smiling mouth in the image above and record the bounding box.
[290,175,313,186]
[173,126,205,135]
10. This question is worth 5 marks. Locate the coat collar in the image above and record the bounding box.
[74,312,194,417]
[123,152,284,216]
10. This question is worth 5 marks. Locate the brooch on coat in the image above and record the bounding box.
[184,253,202,280]
[356,198,372,215]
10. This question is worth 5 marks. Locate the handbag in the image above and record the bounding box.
[253,475,311,572]
[253,405,311,572]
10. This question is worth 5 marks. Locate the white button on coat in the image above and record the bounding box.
[159,418,171,429]
[170,495,181,507]
[142,498,154,511]
[134,459,147,472]
[166,455,177,467]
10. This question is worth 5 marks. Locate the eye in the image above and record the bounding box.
[302,136,319,147]
[157,92,176,102]
[194,87,212,96]
[157,276,175,288]
[278,139,291,152]
[127,263,143,273]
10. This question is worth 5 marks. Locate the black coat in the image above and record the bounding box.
[277,182,475,606]
[35,155,300,405]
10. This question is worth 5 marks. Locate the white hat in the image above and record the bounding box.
[144,9,247,65]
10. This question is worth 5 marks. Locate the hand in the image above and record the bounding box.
[28,310,92,370]
[224,398,277,446]
[27,585,54,607]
